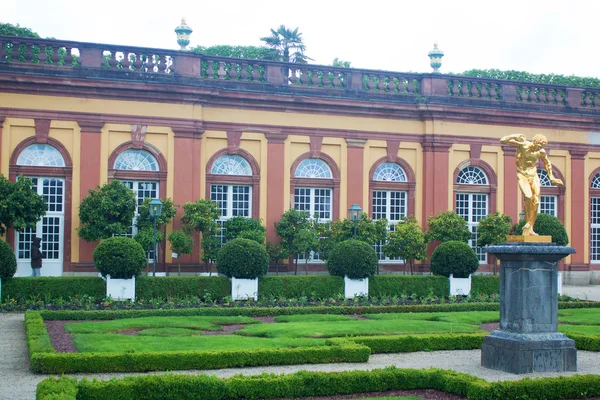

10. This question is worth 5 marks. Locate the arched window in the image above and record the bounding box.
[114,149,159,171]
[208,154,255,246]
[109,147,166,265]
[294,158,332,179]
[454,165,491,264]
[17,144,65,167]
[590,172,600,262]
[293,159,333,221]
[371,162,409,262]
[456,166,488,185]
[538,168,557,217]
[12,142,70,277]
[291,156,339,263]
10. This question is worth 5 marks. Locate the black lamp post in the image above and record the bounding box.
[348,204,363,239]
[149,199,163,276]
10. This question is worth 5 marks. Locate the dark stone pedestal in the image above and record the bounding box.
[482,242,577,374]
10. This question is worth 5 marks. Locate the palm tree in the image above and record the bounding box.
[260,25,311,63]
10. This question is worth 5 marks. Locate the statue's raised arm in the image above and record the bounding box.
[500,133,526,146]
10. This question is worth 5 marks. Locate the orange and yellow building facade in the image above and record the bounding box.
[0,35,599,283]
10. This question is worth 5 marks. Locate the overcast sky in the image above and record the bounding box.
[3,0,599,77]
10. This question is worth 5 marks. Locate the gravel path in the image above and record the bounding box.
[3,312,600,400]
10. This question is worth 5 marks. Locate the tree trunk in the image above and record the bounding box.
[294,255,299,275]
[178,259,181,276]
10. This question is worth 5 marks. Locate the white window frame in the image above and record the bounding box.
[456,192,488,263]
[294,187,332,262]
[591,197,600,263]
[16,177,65,264]
[211,184,252,246]
[372,190,407,262]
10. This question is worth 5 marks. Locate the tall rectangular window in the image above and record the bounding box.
[539,195,557,217]
[591,197,600,262]
[456,193,488,263]
[211,184,252,245]
[294,187,332,262]
[372,190,407,261]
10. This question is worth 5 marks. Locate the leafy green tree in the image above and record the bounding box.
[190,44,279,60]
[476,212,513,247]
[0,175,46,236]
[266,241,289,275]
[223,216,266,244]
[261,25,310,63]
[459,69,600,89]
[426,211,472,243]
[476,212,512,275]
[168,230,194,276]
[133,228,164,254]
[77,181,136,242]
[319,215,388,263]
[332,58,351,68]
[293,227,320,275]
[274,209,312,272]
[136,198,178,231]
[181,199,221,273]
[0,23,40,38]
[384,217,427,275]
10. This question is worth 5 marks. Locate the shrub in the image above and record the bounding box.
[1,277,105,301]
[0,239,17,281]
[513,213,569,245]
[369,275,449,298]
[327,239,378,279]
[259,276,344,299]
[426,211,472,243]
[93,237,147,279]
[430,241,479,278]
[216,238,269,279]
[223,216,266,244]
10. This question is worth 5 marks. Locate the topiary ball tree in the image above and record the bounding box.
[93,236,147,279]
[430,240,479,278]
[326,239,378,280]
[216,238,269,279]
[514,213,569,246]
[0,240,17,281]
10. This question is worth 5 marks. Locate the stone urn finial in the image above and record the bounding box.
[428,42,444,73]
[175,18,193,50]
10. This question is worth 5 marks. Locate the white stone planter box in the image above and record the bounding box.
[231,277,258,300]
[344,276,369,298]
[558,272,563,295]
[106,275,136,301]
[449,274,471,296]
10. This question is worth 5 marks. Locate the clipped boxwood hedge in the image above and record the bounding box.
[93,236,147,279]
[37,366,600,400]
[2,275,501,303]
[259,275,344,300]
[1,277,106,301]
[369,275,449,298]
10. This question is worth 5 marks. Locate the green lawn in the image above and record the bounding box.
[558,308,600,325]
[73,333,327,353]
[65,308,600,354]
[65,316,257,334]
[235,319,484,339]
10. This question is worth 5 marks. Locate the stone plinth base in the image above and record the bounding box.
[482,330,577,374]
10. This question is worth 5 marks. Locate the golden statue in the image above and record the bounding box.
[500,134,563,236]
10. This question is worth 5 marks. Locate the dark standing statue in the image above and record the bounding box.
[31,237,42,277]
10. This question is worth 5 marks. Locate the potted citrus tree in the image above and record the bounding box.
[93,236,147,300]
[216,238,269,300]
[430,240,479,296]
[327,239,378,298]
